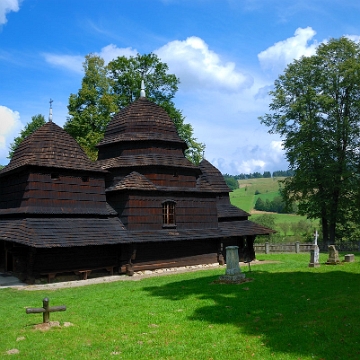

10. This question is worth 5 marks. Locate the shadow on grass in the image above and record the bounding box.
[143,268,360,359]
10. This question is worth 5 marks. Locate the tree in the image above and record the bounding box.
[254,197,265,211]
[8,114,46,158]
[278,222,290,238]
[107,53,178,109]
[290,220,314,243]
[222,174,239,190]
[65,53,205,163]
[260,37,360,245]
[253,214,276,243]
[64,54,117,160]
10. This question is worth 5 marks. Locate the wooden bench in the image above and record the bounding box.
[41,266,115,283]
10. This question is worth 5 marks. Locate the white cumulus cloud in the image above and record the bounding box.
[210,140,287,175]
[258,27,318,73]
[270,140,283,153]
[0,0,20,25]
[97,44,137,64]
[43,54,84,73]
[155,36,253,92]
[345,34,360,43]
[0,105,22,160]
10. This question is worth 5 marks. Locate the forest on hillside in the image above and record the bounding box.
[223,170,294,190]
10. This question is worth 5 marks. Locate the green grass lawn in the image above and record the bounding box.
[2,253,360,359]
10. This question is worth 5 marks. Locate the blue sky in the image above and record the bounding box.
[1,0,360,175]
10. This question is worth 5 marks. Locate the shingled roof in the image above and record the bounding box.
[198,159,231,192]
[0,122,105,175]
[106,171,158,192]
[98,97,187,148]
[0,217,131,248]
[217,204,250,219]
[98,153,197,170]
[127,219,274,243]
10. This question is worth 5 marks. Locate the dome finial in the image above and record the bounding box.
[49,98,53,122]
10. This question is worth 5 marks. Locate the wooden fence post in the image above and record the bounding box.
[265,242,270,254]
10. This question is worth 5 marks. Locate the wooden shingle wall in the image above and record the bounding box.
[108,192,218,231]
[0,169,110,215]
[145,169,197,187]
[0,170,28,210]
[119,239,220,271]
[24,170,108,214]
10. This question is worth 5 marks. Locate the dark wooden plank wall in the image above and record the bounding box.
[0,171,28,209]
[174,196,218,229]
[121,145,185,157]
[2,236,253,279]
[0,240,5,270]
[23,171,107,211]
[145,170,197,187]
[217,194,232,206]
[121,239,219,267]
[0,241,28,274]
[33,245,120,273]
[98,140,185,161]
[108,192,218,230]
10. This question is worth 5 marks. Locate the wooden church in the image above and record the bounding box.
[0,90,272,283]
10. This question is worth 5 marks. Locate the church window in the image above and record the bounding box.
[162,200,176,227]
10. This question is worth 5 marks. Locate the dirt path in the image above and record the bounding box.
[3,260,279,291]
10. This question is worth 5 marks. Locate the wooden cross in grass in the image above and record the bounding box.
[26,298,66,323]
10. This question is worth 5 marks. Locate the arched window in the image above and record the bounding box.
[162,200,176,227]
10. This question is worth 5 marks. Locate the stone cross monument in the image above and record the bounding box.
[309,230,320,267]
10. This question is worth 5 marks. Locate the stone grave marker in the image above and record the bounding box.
[344,254,355,262]
[325,245,340,265]
[219,246,245,282]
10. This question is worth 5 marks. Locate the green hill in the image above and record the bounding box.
[229,177,317,239]
[230,177,286,213]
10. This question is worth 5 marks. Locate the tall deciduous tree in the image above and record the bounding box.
[8,114,46,158]
[64,54,117,160]
[65,53,205,163]
[260,37,360,245]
